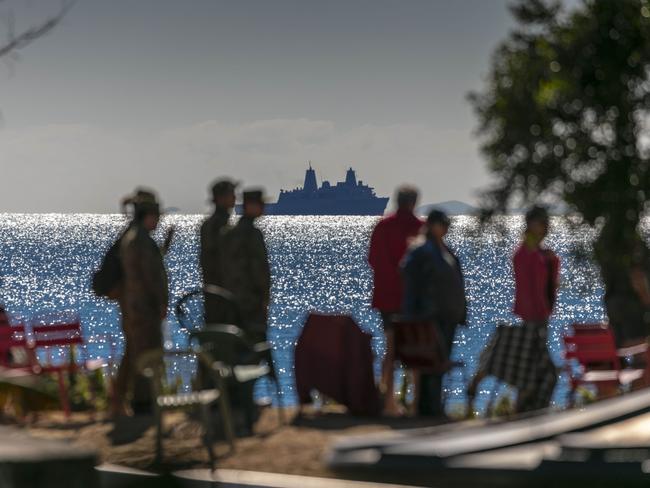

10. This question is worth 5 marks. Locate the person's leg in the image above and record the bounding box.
[380,313,402,416]
[112,345,131,416]
[428,322,458,418]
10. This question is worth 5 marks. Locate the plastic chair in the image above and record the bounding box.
[563,323,646,406]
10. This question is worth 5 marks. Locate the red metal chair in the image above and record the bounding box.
[30,319,107,418]
[563,323,646,406]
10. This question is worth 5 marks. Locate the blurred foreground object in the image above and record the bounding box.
[294,313,380,416]
[471,0,650,339]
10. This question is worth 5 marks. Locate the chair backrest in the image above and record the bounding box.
[563,323,620,370]
[393,319,448,373]
[190,324,251,366]
[31,322,84,348]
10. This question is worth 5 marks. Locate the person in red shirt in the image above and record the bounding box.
[513,206,560,323]
[512,205,559,411]
[368,186,423,415]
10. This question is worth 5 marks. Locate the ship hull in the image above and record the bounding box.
[236,197,389,216]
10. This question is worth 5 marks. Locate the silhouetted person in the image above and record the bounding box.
[511,206,559,411]
[200,178,237,324]
[402,209,466,417]
[368,185,422,416]
[114,189,172,415]
[220,189,271,343]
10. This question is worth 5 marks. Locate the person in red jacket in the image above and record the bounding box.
[368,186,422,415]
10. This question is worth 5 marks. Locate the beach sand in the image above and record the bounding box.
[21,407,439,476]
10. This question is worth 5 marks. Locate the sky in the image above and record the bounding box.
[0,0,519,213]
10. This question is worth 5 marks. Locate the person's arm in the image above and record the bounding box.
[368,222,385,270]
[199,221,211,281]
[249,230,271,302]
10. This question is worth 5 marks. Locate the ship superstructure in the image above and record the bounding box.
[263,164,388,216]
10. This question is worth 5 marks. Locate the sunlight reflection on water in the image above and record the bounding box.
[0,214,607,411]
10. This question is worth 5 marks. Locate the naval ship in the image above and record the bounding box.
[238,165,389,216]
[236,163,388,215]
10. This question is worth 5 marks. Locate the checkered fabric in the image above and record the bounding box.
[478,322,558,411]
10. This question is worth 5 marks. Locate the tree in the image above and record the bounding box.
[0,1,73,64]
[471,0,650,273]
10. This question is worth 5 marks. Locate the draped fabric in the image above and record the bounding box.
[294,313,380,416]
[478,322,558,411]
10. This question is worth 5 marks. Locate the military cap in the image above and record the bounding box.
[123,187,161,215]
[243,189,266,204]
[211,178,238,199]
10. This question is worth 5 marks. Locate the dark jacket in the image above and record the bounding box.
[401,238,467,325]
[119,223,168,351]
[200,207,231,287]
[219,216,271,334]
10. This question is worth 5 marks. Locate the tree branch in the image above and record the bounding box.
[0,1,74,59]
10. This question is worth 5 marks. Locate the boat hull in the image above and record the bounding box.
[236,197,389,216]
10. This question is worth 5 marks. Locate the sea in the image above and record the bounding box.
[0,214,606,413]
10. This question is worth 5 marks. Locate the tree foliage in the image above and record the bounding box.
[471,0,650,260]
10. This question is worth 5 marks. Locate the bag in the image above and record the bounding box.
[92,237,123,299]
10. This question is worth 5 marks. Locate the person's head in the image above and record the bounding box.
[210,179,238,210]
[242,189,266,219]
[125,188,162,232]
[426,209,450,241]
[525,205,550,241]
[396,185,419,212]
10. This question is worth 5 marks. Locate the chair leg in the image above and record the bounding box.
[155,406,163,466]
[275,378,285,425]
[266,374,284,425]
[486,383,498,417]
[57,371,71,419]
[201,403,216,472]
[217,376,236,452]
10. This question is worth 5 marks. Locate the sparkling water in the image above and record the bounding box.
[0,214,605,411]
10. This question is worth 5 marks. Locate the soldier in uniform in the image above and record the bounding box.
[220,189,271,343]
[114,189,171,415]
[200,179,237,324]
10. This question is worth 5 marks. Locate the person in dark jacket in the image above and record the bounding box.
[114,189,172,415]
[200,178,237,324]
[402,209,466,417]
[368,185,422,415]
[219,189,271,343]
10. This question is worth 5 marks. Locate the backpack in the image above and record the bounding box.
[92,233,125,300]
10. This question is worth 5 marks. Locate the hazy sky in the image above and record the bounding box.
[0,0,518,213]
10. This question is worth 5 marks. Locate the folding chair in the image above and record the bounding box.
[176,287,284,423]
[191,325,283,430]
[563,323,646,406]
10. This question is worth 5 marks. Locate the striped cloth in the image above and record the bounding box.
[478,322,558,411]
